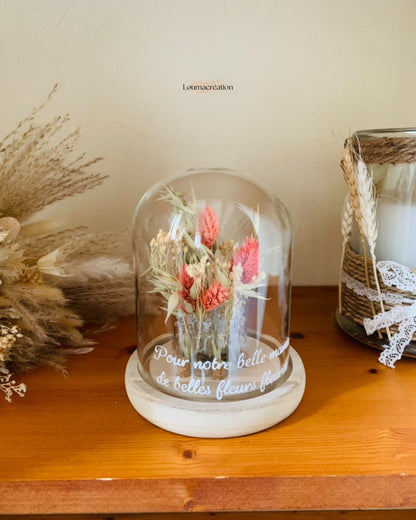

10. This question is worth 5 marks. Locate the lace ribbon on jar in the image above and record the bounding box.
[342,260,416,368]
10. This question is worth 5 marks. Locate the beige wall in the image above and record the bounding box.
[1,0,415,285]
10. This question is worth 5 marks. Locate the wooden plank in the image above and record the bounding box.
[1,287,415,514]
[1,476,416,514]
[2,511,416,520]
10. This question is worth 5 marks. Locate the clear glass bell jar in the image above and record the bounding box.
[132,168,292,403]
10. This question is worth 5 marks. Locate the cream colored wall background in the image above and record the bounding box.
[1,0,415,285]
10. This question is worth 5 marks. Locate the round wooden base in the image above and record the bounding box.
[125,347,305,438]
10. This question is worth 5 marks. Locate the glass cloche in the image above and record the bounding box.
[126,168,305,437]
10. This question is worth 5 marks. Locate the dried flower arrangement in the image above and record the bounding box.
[0,86,134,401]
[147,187,265,378]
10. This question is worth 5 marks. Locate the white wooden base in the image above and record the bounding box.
[125,347,305,438]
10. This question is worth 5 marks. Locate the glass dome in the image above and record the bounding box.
[132,168,292,403]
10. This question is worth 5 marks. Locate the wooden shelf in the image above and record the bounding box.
[1,287,416,516]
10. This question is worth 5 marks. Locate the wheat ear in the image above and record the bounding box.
[341,194,354,246]
[340,143,370,316]
[341,141,362,229]
[356,160,391,340]
[342,142,382,337]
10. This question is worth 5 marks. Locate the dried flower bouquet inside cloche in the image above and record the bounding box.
[0,86,134,401]
[147,187,266,385]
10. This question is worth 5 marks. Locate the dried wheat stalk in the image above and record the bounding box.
[341,141,363,230]
[341,139,389,339]
[341,142,379,334]
[339,194,353,311]
[355,158,391,340]
[341,194,354,247]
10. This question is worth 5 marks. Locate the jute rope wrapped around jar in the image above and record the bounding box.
[350,136,416,164]
[338,129,416,366]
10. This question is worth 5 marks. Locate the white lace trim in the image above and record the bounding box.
[377,261,416,292]
[378,318,416,368]
[341,271,413,305]
[342,259,416,368]
[363,302,416,334]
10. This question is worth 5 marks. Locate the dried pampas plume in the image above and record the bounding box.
[0,85,134,401]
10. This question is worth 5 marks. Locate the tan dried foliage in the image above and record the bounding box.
[0,87,134,397]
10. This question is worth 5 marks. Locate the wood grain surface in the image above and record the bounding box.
[1,287,416,515]
[2,512,416,520]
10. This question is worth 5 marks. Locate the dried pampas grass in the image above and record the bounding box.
[0,86,134,401]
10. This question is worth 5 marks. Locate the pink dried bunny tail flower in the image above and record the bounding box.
[178,264,194,291]
[199,206,219,248]
[233,236,259,283]
[178,264,194,304]
[200,282,229,311]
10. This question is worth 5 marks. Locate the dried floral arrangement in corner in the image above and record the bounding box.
[0,85,134,401]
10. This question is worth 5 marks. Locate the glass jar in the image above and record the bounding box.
[349,128,416,266]
[338,128,416,362]
[132,168,292,402]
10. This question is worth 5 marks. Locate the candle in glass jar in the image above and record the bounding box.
[375,198,416,268]
[350,158,416,269]
[350,197,416,268]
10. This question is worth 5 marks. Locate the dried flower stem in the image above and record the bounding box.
[339,194,353,312]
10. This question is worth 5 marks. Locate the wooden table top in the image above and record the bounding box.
[1,286,416,515]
